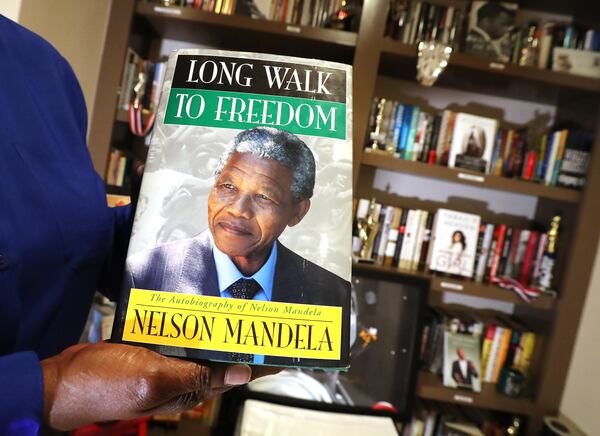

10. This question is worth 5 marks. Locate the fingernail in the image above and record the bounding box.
[225,365,251,386]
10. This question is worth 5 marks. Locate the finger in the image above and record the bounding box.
[249,365,283,381]
[157,359,251,397]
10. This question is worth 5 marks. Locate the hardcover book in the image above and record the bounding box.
[443,330,482,392]
[112,49,352,369]
[428,209,481,278]
[448,112,498,174]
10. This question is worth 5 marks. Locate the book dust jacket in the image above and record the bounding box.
[112,49,352,369]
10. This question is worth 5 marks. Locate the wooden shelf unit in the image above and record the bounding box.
[136,1,358,47]
[416,371,536,416]
[353,263,556,310]
[361,150,582,203]
[380,39,600,94]
[86,1,600,433]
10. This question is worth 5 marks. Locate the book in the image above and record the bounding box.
[428,209,481,278]
[463,2,518,62]
[443,331,482,392]
[448,113,498,174]
[112,49,352,368]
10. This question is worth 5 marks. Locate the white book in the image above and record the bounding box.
[399,210,419,270]
[429,209,481,278]
[484,326,504,382]
[474,223,494,282]
[545,131,561,185]
[448,112,498,174]
[377,206,395,263]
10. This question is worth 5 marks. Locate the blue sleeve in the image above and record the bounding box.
[100,204,134,302]
[0,352,43,433]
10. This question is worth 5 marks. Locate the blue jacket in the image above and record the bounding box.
[0,15,132,431]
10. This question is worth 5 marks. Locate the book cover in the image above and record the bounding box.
[464,1,518,62]
[428,209,481,278]
[112,49,352,369]
[443,331,482,392]
[448,112,498,174]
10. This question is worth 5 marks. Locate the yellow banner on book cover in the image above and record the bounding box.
[122,288,342,360]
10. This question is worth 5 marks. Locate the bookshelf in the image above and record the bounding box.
[353,263,555,310]
[86,0,600,433]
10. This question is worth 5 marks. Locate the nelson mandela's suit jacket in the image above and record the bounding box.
[116,230,350,367]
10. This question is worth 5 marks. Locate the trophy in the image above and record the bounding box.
[416,40,452,87]
[365,98,387,151]
[535,215,561,292]
[356,198,381,262]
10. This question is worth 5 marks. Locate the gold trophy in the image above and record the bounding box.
[356,198,381,262]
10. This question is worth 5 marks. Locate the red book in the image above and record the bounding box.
[488,224,507,284]
[519,231,540,286]
[522,150,536,180]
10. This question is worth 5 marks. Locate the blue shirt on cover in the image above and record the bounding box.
[0,15,132,433]
[213,238,276,364]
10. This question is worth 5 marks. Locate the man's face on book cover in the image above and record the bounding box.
[208,151,309,262]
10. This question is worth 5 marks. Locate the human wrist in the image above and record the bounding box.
[40,356,59,428]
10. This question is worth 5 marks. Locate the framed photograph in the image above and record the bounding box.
[464,1,518,62]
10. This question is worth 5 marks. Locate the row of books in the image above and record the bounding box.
[117,48,167,113]
[404,399,521,436]
[512,22,600,72]
[365,98,593,189]
[152,0,359,31]
[105,149,133,188]
[353,200,560,295]
[420,307,538,392]
[386,1,600,77]
[386,0,463,49]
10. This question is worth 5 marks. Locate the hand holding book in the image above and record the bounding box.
[41,342,279,430]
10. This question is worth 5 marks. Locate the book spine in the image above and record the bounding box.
[434,110,450,165]
[399,209,419,270]
[418,212,435,271]
[370,207,386,261]
[475,224,495,283]
[516,332,536,374]
[412,211,429,270]
[505,228,521,278]
[497,227,513,277]
[531,233,548,285]
[519,231,540,286]
[393,208,410,267]
[492,328,512,383]
[485,326,504,382]
[544,131,561,185]
[406,106,421,161]
[480,324,497,378]
[440,112,455,166]
[551,129,569,186]
[376,206,395,264]
[397,105,414,158]
[488,224,507,284]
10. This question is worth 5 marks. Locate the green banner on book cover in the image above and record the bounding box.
[164,88,346,140]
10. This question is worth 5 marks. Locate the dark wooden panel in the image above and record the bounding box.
[361,150,582,203]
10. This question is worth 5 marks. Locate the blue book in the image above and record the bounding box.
[397,105,414,158]
[406,106,421,161]
[391,104,405,154]
[541,131,555,181]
